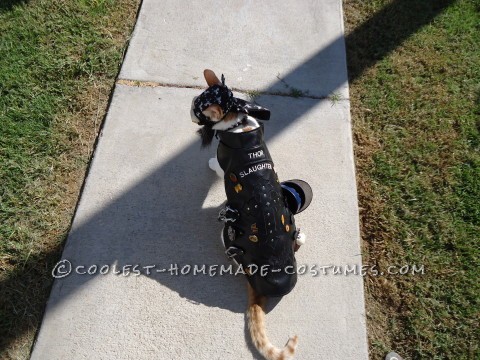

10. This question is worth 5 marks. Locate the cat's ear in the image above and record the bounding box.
[202,104,223,121]
[204,69,221,87]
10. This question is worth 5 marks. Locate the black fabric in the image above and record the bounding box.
[217,125,297,297]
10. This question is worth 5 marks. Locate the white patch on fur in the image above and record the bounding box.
[207,114,260,177]
[212,114,260,132]
[211,113,241,131]
[296,232,306,245]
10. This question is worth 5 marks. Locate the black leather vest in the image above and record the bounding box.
[217,125,297,297]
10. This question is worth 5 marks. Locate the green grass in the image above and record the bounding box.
[345,0,479,358]
[0,0,140,358]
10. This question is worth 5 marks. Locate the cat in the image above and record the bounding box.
[191,69,312,360]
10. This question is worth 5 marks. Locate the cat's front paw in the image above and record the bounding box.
[208,157,218,171]
[296,232,306,246]
[208,157,224,177]
[294,232,306,252]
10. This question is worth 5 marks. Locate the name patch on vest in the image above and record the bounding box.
[239,162,272,178]
[248,150,264,159]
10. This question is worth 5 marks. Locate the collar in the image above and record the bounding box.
[212,114,248,131]
[217,123,265,149]
[226,116,247,131]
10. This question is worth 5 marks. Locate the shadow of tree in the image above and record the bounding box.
[0,0,29,12]
[346,0,454,82]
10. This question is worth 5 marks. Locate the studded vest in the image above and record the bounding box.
[217,124,297,297]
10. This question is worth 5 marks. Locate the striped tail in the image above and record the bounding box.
[247,283,298,360]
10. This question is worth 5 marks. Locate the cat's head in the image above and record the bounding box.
[190,69,235,146]
[191,69,271,147]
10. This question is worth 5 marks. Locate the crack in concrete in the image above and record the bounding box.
[116,78,349,101]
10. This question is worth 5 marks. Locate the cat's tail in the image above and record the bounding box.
[247,283,298,360]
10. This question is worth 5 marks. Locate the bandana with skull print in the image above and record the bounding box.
[193,74,271,127]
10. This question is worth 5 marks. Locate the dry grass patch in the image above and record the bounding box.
[345,0,479,358]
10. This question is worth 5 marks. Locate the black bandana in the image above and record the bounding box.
[193,75,271,126]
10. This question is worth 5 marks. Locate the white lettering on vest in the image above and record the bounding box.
[247,150,264,159]
[239,162,272,178]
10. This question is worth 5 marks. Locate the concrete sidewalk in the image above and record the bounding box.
[31,1,368,359]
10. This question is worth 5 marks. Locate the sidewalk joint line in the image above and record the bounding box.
[116,79,349,101]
